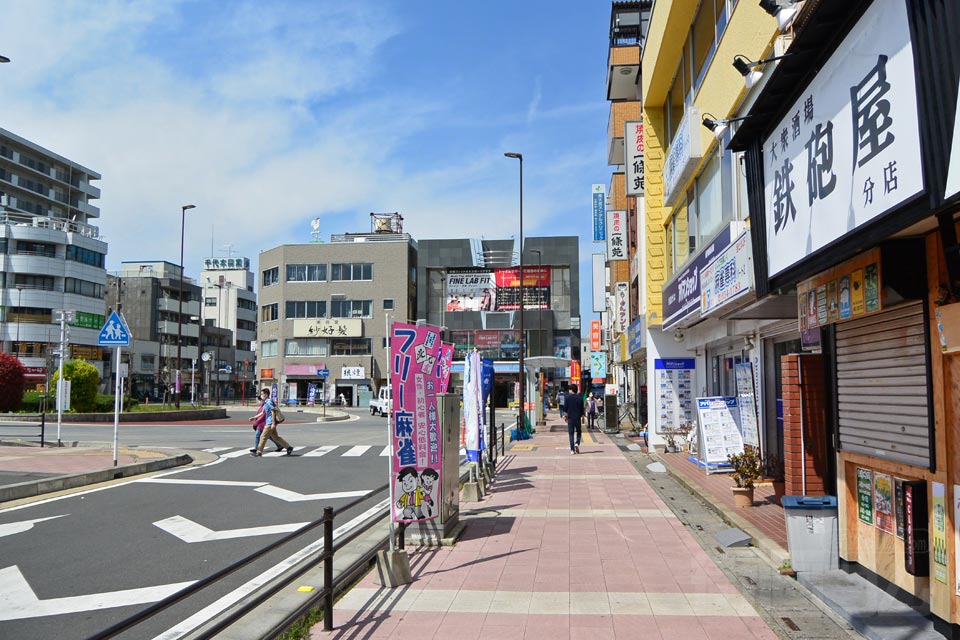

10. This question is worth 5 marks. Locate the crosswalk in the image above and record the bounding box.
[203,444,468,460]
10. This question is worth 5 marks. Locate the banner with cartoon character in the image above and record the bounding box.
[390,321,443,523]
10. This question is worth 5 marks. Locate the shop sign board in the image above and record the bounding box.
[627,317,645,355]
[294,318,362,338]
[625,120,645,196]
[590,352,607,381]
[592,184,606,242]
[663,222,738,329]
[895,477,906,539]
[614,282,629,334]
[341,366,365,380]
[590,320,602,351]
[797,248,881,331]
[762,0,923,278]
[606,210,627,262]
[701,231,754,316]
[874,473,894,535]
[696,397,743,466]
[904,480,929,576]
[857,467,874,524]
[655,359,695,431]
[734,363,759,448]
[663,107,701,206]
[203,257,251,270]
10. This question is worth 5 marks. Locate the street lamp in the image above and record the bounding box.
[14,284,24,356]
[504,151,525,430]
[176,204,196,408]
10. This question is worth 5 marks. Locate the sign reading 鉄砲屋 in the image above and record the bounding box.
[762,0,922,278]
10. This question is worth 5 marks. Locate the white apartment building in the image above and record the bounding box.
[199,256,257,399]
[0,128,106,388]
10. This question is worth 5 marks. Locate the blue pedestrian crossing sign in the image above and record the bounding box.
[98,311,131,347]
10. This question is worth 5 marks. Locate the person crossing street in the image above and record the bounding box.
[253,388,294,457]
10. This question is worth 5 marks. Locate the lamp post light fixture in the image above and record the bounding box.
[504,151,525,430]
[175,204,196,409]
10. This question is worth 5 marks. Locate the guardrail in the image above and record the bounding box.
[0,414,45,447]
[88,484,390,640]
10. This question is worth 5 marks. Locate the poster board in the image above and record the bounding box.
[734,362,760,448]
[857,468,873,524]
[695,396,742,473]
[654,359,695,432]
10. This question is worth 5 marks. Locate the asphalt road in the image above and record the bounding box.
[0,408,398,640]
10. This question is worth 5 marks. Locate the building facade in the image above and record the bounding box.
[199,256,257,401]
[0,128,106,388]
[256,232,416,406]
[415,236,581,409]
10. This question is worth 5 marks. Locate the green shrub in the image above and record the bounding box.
[51,360,100,412]
[19,391,54,413]
[0,353,27,412]
[94,394,140,412]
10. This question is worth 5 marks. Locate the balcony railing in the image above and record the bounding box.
[0,211,101,240]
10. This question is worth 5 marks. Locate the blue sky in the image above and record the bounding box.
[1,1,613,327]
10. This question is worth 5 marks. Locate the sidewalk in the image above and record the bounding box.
[311,416,779,640]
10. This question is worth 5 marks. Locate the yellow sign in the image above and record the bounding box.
[797,248,881,330]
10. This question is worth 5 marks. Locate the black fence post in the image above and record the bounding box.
[322,506,334,632]
[40,413,45,448]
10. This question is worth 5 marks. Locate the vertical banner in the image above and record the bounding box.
[307,383,317,406]
[570,359,581,382]
[606,210,627,261]
[592,184,606,242]
[437,342,454,393]
[462,351,482,462]
[734,363,760,448]
[481,358,494,450]
[625,120,645,196]
[933,482,947,584]
[590,320,602,350]
[615,282,629,334]
[390,322,443,523]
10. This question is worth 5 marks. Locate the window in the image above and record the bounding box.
[15,274,56,291]
[696,153,724,244]
[64,277,104,299]
[237,319,257,331]
[66,245,105,267]
[0,238,6,254]
[205,297,217,307]
[261,340,278,358]
[16,241,56,258]
[286,263,327,282]
[262,267,279,287]
[237,298,257,311]
[261,303,279,321]
[285,338,328,356]
[331,338,372,356]
[330,263,373,281]
[330,299,372,318]
[285,300,327,318]
[383,299,394,311]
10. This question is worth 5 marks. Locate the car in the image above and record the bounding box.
[369,385,391,416]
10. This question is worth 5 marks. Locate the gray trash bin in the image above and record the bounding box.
[781,495,839,572]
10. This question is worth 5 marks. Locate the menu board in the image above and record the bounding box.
[696,397,743,466]
[654,359,695,431]
[734,363,760,448]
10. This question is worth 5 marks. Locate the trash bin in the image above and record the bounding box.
[781,495,839,572]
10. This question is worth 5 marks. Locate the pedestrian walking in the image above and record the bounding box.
[253,388,294,457]
[558,389,566,419]
[587,392,598,430]
[565,383,585,454]
[248,395,284,453]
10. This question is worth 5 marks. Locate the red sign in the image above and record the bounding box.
[570,360,581,381]
[23,367,46,379]
[475,331,500,349]
[494,266,551,288]
[590,320,602,351]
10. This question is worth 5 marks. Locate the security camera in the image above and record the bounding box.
[673,330,684,342]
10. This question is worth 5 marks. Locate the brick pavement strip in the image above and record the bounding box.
[310,420,860,640]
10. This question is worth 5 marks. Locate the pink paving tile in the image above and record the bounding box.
[653,616,709,640]
[570,628,616,640]
[695,616,755,639]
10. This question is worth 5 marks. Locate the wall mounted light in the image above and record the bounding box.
[732,53,791,90]
[673,330,685,343]
[759,0,801,32]
[701,113,749,140]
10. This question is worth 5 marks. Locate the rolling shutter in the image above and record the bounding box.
[835,301,931,468]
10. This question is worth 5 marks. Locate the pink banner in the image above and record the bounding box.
[438,342,454,393]
[390,322,443,523]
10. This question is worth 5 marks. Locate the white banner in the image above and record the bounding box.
[462,351,481,457]
[625,120,645,197]
[606,210,627,261]
[701,231,754,316]
[763,0,922,277]
[615,282,629,334]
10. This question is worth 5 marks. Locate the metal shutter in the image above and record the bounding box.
[835,301,931,468]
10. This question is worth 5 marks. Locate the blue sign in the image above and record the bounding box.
[317,367,330,378]
[97,311,131,347]
[662,223,737,329]
[307,383,317,404]
[590,352,607,379]
[592,184,606,242]
[627,317,645,355]
[271,383,279,402]
[655,358,696,370]
[224,365,233,373]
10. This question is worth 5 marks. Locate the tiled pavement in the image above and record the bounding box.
[656,451,789,553]
[311,418,779,639]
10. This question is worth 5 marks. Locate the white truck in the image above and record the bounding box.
[368,385,391,416]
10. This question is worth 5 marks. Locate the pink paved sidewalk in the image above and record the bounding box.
[0,445,167,475]
[311,418,778,640]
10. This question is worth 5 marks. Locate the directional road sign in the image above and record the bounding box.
[97,311,131,347]
[317,368,330,378]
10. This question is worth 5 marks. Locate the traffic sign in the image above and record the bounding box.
[317,368,329,378]
[224,365,233,373]
[97,311,131,347]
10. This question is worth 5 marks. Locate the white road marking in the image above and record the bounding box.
[202,447,232,453]
[254,486,371,502]
[303,446,337,457]
[380,446,391,456]
[261,446,306,458]
[152,499,390,640]
[0,515,68,539]
[137,479,267,488]
[153,515,309,543]
[342,445,370,457]
[0,565,194,622]
[220,449,256,459]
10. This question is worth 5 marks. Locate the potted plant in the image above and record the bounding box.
[727,447,763,507]
[765,453,786,501]
[662,422,693,453]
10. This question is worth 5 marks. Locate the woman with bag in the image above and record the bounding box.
[249,395,284,454]
[252,388,294,457]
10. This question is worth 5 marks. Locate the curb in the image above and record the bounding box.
[0,409,228,423]
[648,451,790,568]
[0,453,193,503]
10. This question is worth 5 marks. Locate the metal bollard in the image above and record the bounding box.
[322,506,334,631]
[40,412,46,448]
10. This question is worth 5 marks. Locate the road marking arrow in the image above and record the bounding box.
[138,479,267,488]
[253,486,371,502]
[153,515,308,543]
[0,515,67,539]
[0,565,193,622]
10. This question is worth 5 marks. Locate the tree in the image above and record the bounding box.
[52,360,100,412]
[0,353,27,412]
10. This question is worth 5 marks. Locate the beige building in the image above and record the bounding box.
[257,231,416,406]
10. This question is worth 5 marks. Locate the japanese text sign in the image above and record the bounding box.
[700,231,754,316]
[625,120,645,196]
[615,282,629,334]
[606,210,627,261]
[590,320,602,351]
[390,322,443,523]
[762,0,922,277]
[592,184,606,242]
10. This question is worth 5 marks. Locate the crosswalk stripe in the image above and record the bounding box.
[380,446,391,457]
[303,446,338,457]
[203,447,233,453]
[342,446,371,457]
[262,446,306,457]
[221,449,256,459]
